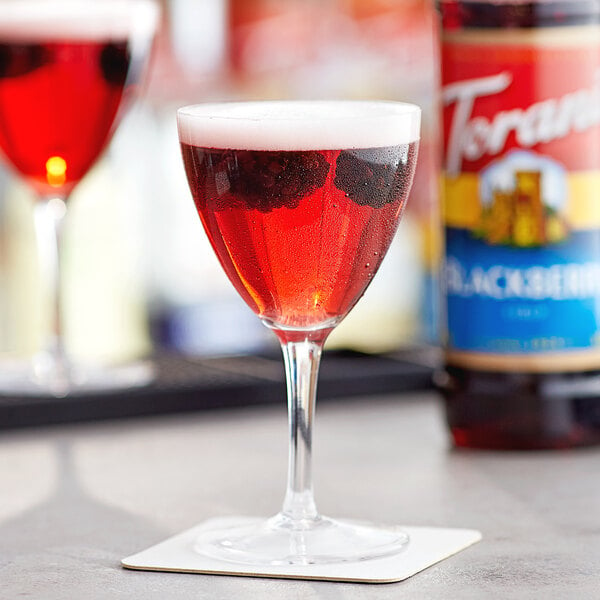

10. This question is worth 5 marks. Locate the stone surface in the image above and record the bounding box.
[1,392,599,599]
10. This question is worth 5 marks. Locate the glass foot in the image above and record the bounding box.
[0,354,154,397]
[194,514,409,566]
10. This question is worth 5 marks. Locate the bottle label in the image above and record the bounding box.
[442,27,600,372]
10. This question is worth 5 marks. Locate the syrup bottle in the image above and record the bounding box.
[438,0,600,449]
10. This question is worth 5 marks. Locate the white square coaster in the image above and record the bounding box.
[122,518,481,583]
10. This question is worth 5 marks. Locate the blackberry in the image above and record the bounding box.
[100,42,130,86]
[334,147,405,208]
[224,150,330,212]
[0,43,45,79]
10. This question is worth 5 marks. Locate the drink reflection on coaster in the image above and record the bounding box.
[177,100,421,565]
[0,0,159,396]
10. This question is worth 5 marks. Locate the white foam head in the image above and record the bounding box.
[177,101,421,151]
[0,0,159,41]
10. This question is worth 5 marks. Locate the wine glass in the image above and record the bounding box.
[0,0,159,395]
[177,100,420,565]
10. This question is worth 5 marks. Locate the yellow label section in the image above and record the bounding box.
[443,174,480,229]
[444,171,600,230]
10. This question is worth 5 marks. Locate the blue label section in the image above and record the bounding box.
[445,228,600,353]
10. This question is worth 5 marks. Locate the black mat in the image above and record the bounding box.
[0,350,434,429]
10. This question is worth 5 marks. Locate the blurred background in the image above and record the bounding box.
[0,0,441,368]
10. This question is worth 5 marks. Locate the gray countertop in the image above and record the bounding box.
[1,391,599,599]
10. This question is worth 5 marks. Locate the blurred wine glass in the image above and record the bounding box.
[0,0,159,395]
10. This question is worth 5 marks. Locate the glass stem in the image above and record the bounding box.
[279,333,327,525]
[33,196,68,382]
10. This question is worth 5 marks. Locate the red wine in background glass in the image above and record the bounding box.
[0,1,159,396]
[0,39,132,195]
[0,0,156,197]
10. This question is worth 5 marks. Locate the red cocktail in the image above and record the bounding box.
[177,100,421,565]
[181,145,418,332]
